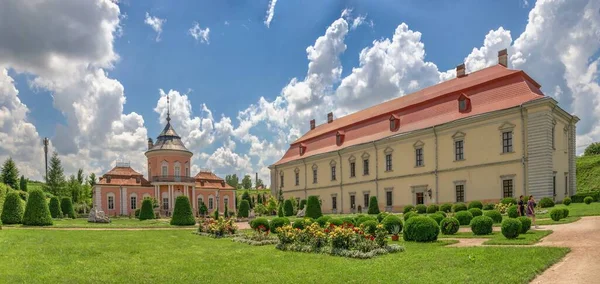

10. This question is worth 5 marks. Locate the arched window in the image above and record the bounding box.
[224,196,229,209]
[208,196,214,210]
[130,193,138,210]
[107,193,115,210]
[197,194,204,206]
[174,162,181,177]
[161,161,168,176]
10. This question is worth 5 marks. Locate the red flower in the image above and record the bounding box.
[370,236,375,241]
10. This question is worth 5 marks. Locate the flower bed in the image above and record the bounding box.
[232,232,279,246]
[196,217,238,238]
[274,222,404,259]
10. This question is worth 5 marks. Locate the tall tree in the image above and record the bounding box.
[67,174,81,203]
[226,174,239,188]
[19,175,27,192]
[584,142,600,156]
[1,157,19,190]
[88,173,97,187]
[46,152,66,197]
[76,169,85,185]
[241,175,252,190]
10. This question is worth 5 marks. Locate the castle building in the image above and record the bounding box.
[269,49,579,214]
[93,102,236,217]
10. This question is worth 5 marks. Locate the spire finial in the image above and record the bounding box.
[166,94,171,122]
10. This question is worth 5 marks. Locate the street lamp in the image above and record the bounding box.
[43,137,49,181]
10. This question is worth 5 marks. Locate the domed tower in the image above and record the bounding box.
[145,97,195,215]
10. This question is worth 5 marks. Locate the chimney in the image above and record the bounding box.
[310,119,315,130]
[327,112,333,123]
[456,64,466,78]
[498,49,508,67]
[147,138,153,150]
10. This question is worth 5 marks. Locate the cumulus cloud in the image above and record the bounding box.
[188,22,210,44]
[144,12,166,42]
[264,0,278,28]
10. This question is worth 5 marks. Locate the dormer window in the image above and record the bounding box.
[136,177,141,183]
[336,130,345,146]
[299,143,307,155]
[389,114,400,131]
[458,94,471,113]
[106,176,111,183]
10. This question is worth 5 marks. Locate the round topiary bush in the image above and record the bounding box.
[440,203,452,213]
[283,199,294,217]
[340,216,354,226]
[270,217,290,233]
[507,205,519,218]
[539,197,555,208]
[377,212,390,222]
[415,204,427,214]
[252,217,270,231]
[361,220,378,235]
[468,201,483,210]
[428,213,443,225]
[563,197,571,206]
[452,203,467,212]
[291,218,313,230]
[1,192,24,224]
[367,196,380,214]
[404,211,417,221]
[305,195,322,219]
[356,215,377,226]
[501,197,518,205]
[435,211,447,218]
[139,198,155,220]
[584,196,593,204]
[403,216,439,242]
[517,216,531,234]
[403,205,415,214]
[48,196,62,219]
[484,210,503,223]
[468,208,483,217]
[550,208,564,221]
[382,215,403,234]
[440,217,460,235]
[22,189,53,226]
[170,196,196,226]
[483,203,496,210]
[561,208,569,218]
[60,197,76,219]
[426,204,439,214]
[470,216,494,235]
[455,210,473,225]
[316,215,332,227]
[238,200,250,218]
[501,218,522,239]
[328,218,343,226]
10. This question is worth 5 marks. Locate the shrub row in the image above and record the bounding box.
[571,191,599,203]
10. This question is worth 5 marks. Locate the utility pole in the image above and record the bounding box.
[43,137,49,182]
[255,172,258,190]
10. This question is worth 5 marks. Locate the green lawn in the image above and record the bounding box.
[3,218,196,228]
[536,216,581,225]
[438,230,552,245]
[0,229,568,283]
[536,202,600,218]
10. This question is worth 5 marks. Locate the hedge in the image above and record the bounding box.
[468,208,482,217]
[428,213,443,225]
[550,208,563,221]
[403,216,439,242]
[340,217,354,226]
[238,200,250,218]
[252,217,270,231]
[468,201,483,210]
[60,197,76,219]
[440,217,460,235]
[470,216,494,235]
[426,204,439,214]
[501,218,521,239]
[22,189,53,226]
[283,199,294,217]
[484,210,503,224]
[517,216,531,234]
[584,196,593,204]
[501,197,518,205]
[362,220,378,235]
[316,215,332,227]
[270,217,290,233]
[381,215,403,234]
[440,203,452,213]
[139,198,155,220]
[452,203,467,212]
[1,192,24,224]
[328,218,343,226]
[571,191,599,203]
[403,205,415,214]
[563,197,571,206]
[403,212,417,221]
[507,205,519,218]
[49,197,62,218]
[415,204,427,214]
[170,196,196,226]
[455,210,473,226]
[305,196,322,219]
[367,196,380,214]
[539,197,555,208]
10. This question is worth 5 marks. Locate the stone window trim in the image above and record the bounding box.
[362,152,370,176]
[500,174,516,199]
[348,155,356,162]
[414,140,424,167]
[130,193,138,210]
[349,192,356,211]
[384,187,394,210]
[161,160,169,176]
[452,131,466,162]
[384,146,394,154]
[294,167,300,173]
[208,195,215,210]
[453,180,466,203]
[410,185,428,206]
[498,122,516,154]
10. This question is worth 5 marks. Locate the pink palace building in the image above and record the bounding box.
[92,108,236,217]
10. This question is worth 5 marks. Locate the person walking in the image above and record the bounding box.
[518,195,525,217]
[527,195,538,229]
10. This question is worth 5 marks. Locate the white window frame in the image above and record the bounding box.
[107,193,115,210]
[130,193,138,210]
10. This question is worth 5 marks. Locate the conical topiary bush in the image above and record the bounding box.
[49,196,63,218]
[1,191,24,224]
[305,195,322,219]
[367,196,380,215]
[139,198,155,220]
[22,189,53,226]
[61,197,76,219]
[170,196,196,226]
[284,199,294,217]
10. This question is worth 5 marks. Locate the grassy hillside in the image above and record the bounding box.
[576,155,600,192]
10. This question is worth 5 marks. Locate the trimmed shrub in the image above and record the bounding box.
[468,201,483,210]
[292,219,305,230]
[501,218,521,239]
[426,204,439,214]
[435,211,447,218]
[517,216,531,234]
[270,217,290,233]
[428,213,443,225]
[501,197,518,205]
[440,203,452,213]
[356,215,377,226]
[328,218,343,226]
[251,217,270,231]
[213,208,219,220]
[507,205,519,218]
[563,197,571,206]
[1,192,24,224]
[440,217,460,235]
[362,220,378,234]
[377,212,390,222]
[299,199,307,210]
[305,196,322,219]
[561,208,569,218]
[22,189,53,226]
[316,215,332,227]
[238,200,250,218]
[170,196,196,226]
[134,208,141,218]
[367,196,380,214]
[277,203,284,217]
[403,216,439,242]
[48,196,62,218]
[139,198,155,220]
[470,216,494,235]
[452,203,467,212]
[382,215,403,234]
[60,197,76,219]
[550,208,564,221]
[484,210,503,224]
[483,203,496,210]
[571,191,599,203]
[403,211,417,221]
[403,205,415,214]
[283,199,294,217]
[415,204,427,214]
[468,208,483,217]
[341,217,354,226]
[455,210,473,225]
[539,197,555,208]
[584,196,593,204]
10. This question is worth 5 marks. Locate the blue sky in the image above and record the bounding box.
[1,0,599,184]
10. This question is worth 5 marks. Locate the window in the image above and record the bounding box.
[162,166,168,176]
[331,166,336,180]
[363,193,370,208]
[385,154,392,171]
[458,95,470,112]
[553,175,556,197]
[174,166,180,176]
[455,185,465,203]
[198,197,203,206]
[108,195,114,210]
[313,168,318,184]
[363,159,369,175]
[386,191,392,206]
[106,176,111,183]
[565,175,568,195]
[295,172,299,186]
[280,173,284,187]
[162,198,169,210]
[415,148,423,167]
[350,162,356,177]
[350,195,356,209]
[130,195,137,210]
[209,198,214,210]
[224,197,229,209]
[455,140,464,161]
[416,192,424,205]
[135,177,141,183]
[502,179,513,198]
[185,167,189,177]
[552,125,556,149]
[389,114,400,131]
[332,196,337,210]
[502,131,513,153]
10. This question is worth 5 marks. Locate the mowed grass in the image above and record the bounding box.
[3,218,195,228]
[536,202,600,218]
[0,230,568,283]
[438,230,552,245]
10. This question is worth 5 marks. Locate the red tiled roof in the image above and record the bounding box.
[98,166,152,186]
[273,65,544,166]
[194,171,235,190]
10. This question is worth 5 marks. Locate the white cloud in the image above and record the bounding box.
[188,22,210,44]
[144,12,166,42]
[264,0,278,28]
